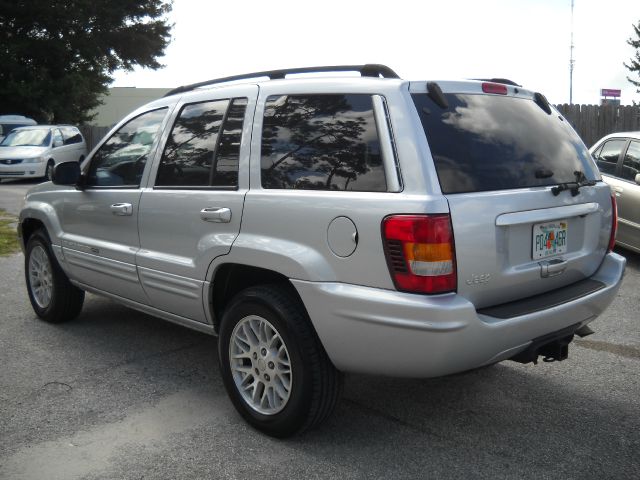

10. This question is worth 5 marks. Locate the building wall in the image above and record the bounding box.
[90,87,171,127]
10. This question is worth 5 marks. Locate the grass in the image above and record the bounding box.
[0,209,20,256]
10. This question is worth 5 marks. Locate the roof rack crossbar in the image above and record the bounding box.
[164,64,400,97]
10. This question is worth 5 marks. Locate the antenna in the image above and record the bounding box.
[569,0,575,105]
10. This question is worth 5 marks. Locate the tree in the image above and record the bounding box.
[625,20,640,94]
[0,0,172,124]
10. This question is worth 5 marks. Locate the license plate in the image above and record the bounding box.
[533,220,568,259]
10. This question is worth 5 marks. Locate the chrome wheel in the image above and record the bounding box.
[229,315,292,415]
[28,245,53,309]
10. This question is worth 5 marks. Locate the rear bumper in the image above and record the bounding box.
[292,252,626,377]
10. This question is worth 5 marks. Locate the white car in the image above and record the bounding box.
[0,125,87,181]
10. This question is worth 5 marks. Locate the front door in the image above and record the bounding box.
[61,107,169,303]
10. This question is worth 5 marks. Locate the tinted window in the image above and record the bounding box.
[62,127,83,145]
[87,108,167,187]
[595,139,625,176]
[157,100,229,187]
[261,94,386,191]
[412,93,598,194]
[156,98,246,188]
[215,98,247,187]
[621,140,640,182]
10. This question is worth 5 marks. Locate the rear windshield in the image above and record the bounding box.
[412,93,597,194]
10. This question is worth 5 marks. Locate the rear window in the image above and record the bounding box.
[412,93,598,194]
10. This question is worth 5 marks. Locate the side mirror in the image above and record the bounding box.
[635,173,640,186]
[53,139,63,148]
[52,161,81,186]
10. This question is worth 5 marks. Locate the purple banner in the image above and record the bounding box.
[601,89,621,97]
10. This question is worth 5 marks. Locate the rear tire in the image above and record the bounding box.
[25,229,84,323]
[218,284,342,437]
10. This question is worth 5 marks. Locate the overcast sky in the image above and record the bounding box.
[112,0,640,105]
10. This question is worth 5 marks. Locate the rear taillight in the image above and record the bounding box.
[608,192,618,252]
[482,82,508,95]
[382,214,457,294]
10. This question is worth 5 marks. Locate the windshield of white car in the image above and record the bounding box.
[0,129,51,147]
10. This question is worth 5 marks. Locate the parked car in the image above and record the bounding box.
[0,114,37,143]
[18,65,625,437]
[0,125,87,181]
[590,132,640,253]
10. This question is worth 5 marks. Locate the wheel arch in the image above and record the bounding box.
[19,202,64,252]
[209,263,305,333]
[20,217,48,249]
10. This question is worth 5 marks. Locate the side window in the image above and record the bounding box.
[595,139,626,176]
[86,108,167,187]
[155,97,247,188]
[621,140,640,182]
[261,94,387,191]
[52,129,63,148]
[214,98,247,187]
[62,127,83,145]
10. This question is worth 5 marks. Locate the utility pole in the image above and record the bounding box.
[569,0,575,105]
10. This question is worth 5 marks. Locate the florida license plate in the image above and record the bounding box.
[533,220,568,259]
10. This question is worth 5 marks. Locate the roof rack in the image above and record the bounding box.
[164,64,400,97]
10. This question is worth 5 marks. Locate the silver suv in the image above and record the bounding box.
[18,65,626,437]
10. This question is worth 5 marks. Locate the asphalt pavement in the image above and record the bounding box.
[0,178,34,215]
[0,180,638,479]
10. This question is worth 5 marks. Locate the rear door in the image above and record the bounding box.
[136,85,257,322]
[61,107,170,302]
[61,127,87,162]
[410,82,611,308]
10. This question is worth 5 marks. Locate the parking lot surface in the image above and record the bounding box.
[1,180,638,479]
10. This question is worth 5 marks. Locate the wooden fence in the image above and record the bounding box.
[555,104,640,148]
[79,125,111,152]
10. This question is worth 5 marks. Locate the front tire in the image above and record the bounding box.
[45,160,54,181]
[25,229,84,323]
[218,285,342,437]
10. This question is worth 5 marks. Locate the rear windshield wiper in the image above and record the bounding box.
[551,171,596,196]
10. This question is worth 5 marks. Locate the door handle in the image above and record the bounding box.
[110,203,133,216]
[200,207,232,223]
[539,258,567,278]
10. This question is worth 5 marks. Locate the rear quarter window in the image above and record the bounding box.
[62,127,84,145]
[261,94,387,191]
[412,93,598,194]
